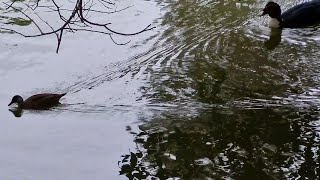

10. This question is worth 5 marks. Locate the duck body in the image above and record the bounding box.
[282,1,320,28]
[8,93,66,110]
[262,1,320,28]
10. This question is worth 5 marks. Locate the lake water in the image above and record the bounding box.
[1,0,320,179]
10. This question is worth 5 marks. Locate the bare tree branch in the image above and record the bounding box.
[0,0,155,53]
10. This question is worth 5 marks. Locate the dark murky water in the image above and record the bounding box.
[1,0,320,179]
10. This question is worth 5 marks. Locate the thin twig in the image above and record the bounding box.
[2,0,155,53]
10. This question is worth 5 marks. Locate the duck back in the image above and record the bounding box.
[23,93,66,109]
[281,0,320,28]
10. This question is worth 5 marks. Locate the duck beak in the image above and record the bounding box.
[8,101,14,106]
[261,9,267,16]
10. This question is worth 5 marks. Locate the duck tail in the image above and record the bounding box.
[57,93,67,98]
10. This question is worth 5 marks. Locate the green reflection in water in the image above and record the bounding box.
[138,0,320,104]
[120,107,320,179]
[6,17,32,26]
[0,0,32,27]
[121,0,320,179]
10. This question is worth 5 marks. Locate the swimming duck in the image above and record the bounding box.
[8,93,66,110]
[261,1,320,28]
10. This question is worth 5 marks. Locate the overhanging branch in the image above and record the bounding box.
[1,0,155,53]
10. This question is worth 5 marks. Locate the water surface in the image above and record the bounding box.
[1,0,320,179]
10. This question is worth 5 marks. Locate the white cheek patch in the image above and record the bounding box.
[268,18,280,28]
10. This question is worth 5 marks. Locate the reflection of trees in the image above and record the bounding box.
[119,0,320,179]
[139,0,320,104]
[119,108,320,179]
[141,0,253,104]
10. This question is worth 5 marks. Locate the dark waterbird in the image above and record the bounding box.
[261,1,320,28]
[8,93,66,110]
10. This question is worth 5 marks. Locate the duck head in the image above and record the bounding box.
[261,1,282,28]
[261,1,281,18]
[8,95,24,107]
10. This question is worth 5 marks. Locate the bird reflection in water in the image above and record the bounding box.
[9,108,23,118]
[264,28,282,50]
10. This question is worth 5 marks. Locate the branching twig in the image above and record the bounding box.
[1,0,155,53]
